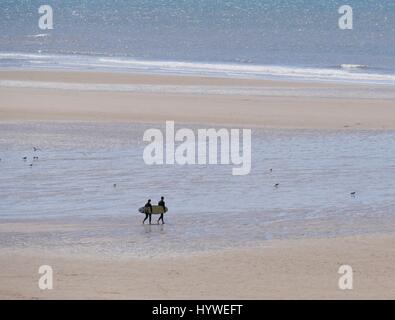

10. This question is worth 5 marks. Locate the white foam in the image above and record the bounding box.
[97,58,395,84]
[0,52,48,59]
[340,64,368,69]
[1,52,395,85]
[27,34,50,38]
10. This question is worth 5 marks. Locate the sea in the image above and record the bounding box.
[0,0,395,83]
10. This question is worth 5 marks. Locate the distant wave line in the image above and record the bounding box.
[1,52,395,84]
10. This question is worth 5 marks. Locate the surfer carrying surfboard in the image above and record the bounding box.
[157,196,166,225]
[138,198,167,224]
[143,199,153,224]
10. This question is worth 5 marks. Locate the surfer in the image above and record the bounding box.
[143,199,152,224]
[157,196,165,224]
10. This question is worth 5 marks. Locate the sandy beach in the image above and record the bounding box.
[1,70,395,129]
[2,0,395,302]
[1,69,395,299]
[1,233,394,300]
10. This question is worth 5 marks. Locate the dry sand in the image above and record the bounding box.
[1,70,395,129]
[0,234,394,299]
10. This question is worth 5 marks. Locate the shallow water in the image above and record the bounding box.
[0,122,394,256]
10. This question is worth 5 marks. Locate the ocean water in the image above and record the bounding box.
[1,0,395,83]
[0,122,395,256]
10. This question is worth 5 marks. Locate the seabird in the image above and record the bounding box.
[274,183,279,188]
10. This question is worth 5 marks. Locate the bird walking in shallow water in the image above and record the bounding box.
[274,183,279,188]
[350,192,356,197]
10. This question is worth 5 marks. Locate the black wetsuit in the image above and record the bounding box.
[157,200,165,224]
[143,202,152,224]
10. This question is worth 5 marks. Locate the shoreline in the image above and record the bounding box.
[2,50,395,85]
[3,68,387,88]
